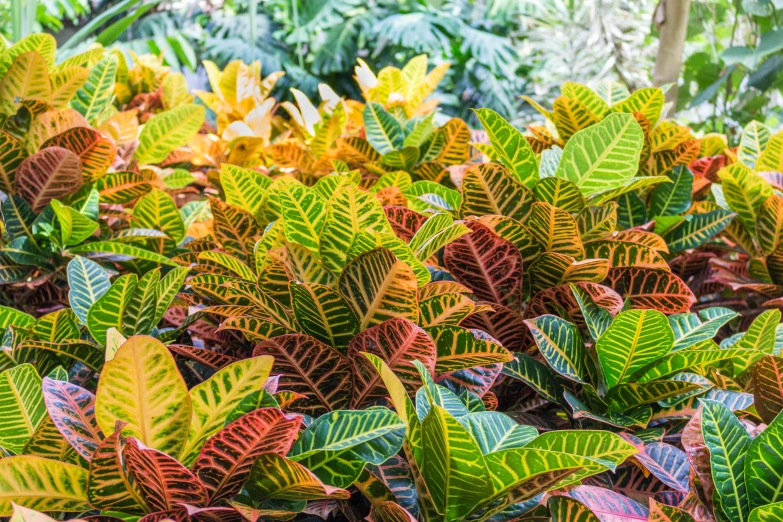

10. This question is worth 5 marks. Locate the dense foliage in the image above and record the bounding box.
[0,32,783,522]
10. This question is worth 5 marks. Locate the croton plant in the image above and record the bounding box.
[0,32,782,522]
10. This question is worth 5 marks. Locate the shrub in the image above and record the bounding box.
[0,33,781,522]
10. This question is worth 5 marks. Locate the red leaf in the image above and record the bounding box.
[192,408,302,503]
[461,302,533,354]
[349,318,437,407]
[689,155,725,182]
[42,127,116,182]
[681,409,714,513]
[752,355,783,424]
[168,344,238,370]
[383,205,427,242]
[253,334,353,414]
[15,146,83,212]
[603,267,696,314]
[88,427,147,514]
[42,377,103,461]
[526,282,624,326]
[443,220,524,310]
[560,485,649,521]
[124,437,209,511]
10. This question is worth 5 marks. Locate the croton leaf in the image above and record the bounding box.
[459,162,534,221]
[443,220,523,310]
[289,408,405,487]
[752,355,783,424]
[473,109,538,186]
[426,325,513,373]
[745,408,783,510]
[701,399,751,522]
[124,436,209,511]
[349,318,436,407]
[135,104,206,165]
[596,309,674,389]
[42,377,102,460]
[555,112,644,195]
[420,405,494,520]
[87,427,147,514]
[0,364,46,454]
[15,146,83,213]
[339,248,419,329]
[525,315,589,383]
[244,453,351,501]
[192,407,302,503]
[562,486,650,520]
[180,355,274,467]
[42,127,116,182]
[254,334,352,414]
[95,335,191,458]
[0,455,89,514]
[604,267,695,313]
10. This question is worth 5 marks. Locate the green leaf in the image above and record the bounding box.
[289,408,405,488]
[650,166,693,217]
[631,345,760,383]
[459,163,535,221]
[596,309,674,389]
[701,399,751,522]
[0,455,89,514]
[421,405,494,521]
[51,200,99,247]
[502,352,565,406]
[533,177,585,212]
[68,241,178,266]
[735,310,781,353]
[524,430,637,484]
[132,188,185,249]
[319,185,392,273]
[663,210,735,252]
[290,282,360,352]
[66,256,110,326]
[745,409,783,511]
[473,108,538,186]
[0,364,46,453]
[180,355,273,467]
[555,113,643,196]
[280,184,327,254]
[244,453,350,501]
[718,163,772,237]
[135,104,205,165]
[738,120,770,168]
[71,54,117,125]
[0,306,35,330]
[220,164,269,215]
[408,213,470,262]
[588,176,672,206]
[750,502,783,521]
[87,274,137,346]
[339,248,419,329]
[525,315,589,383]
[363,102,403,154]
[426,325,513,373]
[570,283,613,341]
[457,412,537,454]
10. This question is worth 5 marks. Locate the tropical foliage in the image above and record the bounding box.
[0,32,782,522]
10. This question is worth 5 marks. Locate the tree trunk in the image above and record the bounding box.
[652,0,692,117]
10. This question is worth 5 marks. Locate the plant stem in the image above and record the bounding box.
[11,0,22,42]
[248,0,257,61]
[292,0,303,69]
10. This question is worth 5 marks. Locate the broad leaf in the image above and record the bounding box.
[95,335,191,458]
